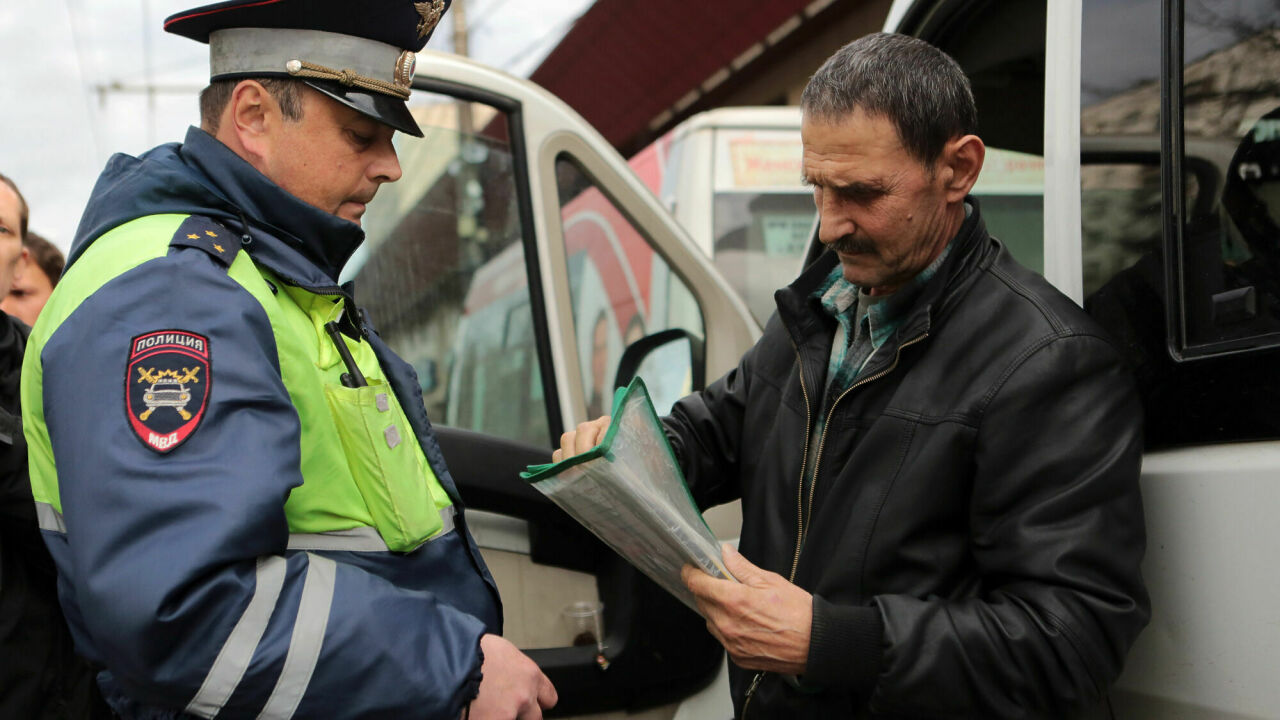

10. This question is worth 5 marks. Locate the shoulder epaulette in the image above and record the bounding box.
[169,215,238,269]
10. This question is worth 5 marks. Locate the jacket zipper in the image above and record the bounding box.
[801,332,928,534]
[742,340,813,718]
[742,338,819,717]
[282,279,366,341]
[740,671,764,718]
[742,331,928,717]
[786,338,814,583]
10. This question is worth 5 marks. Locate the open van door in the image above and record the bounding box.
[343,51,758,717]
[881,2,1280,717]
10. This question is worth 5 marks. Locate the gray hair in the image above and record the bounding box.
[801,33,977,167]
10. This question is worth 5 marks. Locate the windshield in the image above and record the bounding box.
[712,191,816,326]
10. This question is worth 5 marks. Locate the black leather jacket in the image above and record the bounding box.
[0,314,108,719]
[665,200,1150,718]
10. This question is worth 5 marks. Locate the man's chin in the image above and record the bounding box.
[837,255,875,285]
[336,204,367,226]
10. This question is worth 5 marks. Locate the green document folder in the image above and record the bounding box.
[522,377,735,613]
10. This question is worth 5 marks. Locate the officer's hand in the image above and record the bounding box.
[682,544,813,676]
[552,416,611,462]
[468,634,557,720]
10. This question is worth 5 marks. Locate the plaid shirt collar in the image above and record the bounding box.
[812,242,953,390]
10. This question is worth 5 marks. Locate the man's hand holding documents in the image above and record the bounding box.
[522,378,737,613]
[682,544,812,675]
[554,416,612,463]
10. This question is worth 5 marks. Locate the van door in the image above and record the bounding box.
[346,51,758,717]
[885,1,1280,717]
[1080,3,1280,718]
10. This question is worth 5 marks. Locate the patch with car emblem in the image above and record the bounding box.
[126,330,211,454]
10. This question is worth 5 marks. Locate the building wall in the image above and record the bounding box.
[715,0,893,108]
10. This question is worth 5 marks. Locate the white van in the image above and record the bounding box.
[878,2,1280,718]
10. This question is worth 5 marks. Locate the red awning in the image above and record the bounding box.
[530,0,814,152]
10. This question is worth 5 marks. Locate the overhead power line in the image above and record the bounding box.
[62,0,106,159]
[496,14,579,74]
[92,81,204,108]
[467,0,518,34]
[142,0,155,142]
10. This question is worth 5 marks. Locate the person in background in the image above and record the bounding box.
[2,231,64,327]
[0,172,108,718]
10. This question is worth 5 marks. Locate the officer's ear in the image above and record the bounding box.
[224,80,284,167]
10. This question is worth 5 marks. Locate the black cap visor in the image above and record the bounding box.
[304,78,423,137]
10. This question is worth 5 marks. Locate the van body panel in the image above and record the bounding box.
[882,1,1280,716]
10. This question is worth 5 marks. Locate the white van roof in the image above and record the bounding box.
[673,106,802,137]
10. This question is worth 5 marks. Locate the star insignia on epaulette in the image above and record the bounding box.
[213,243,225,253]
[205,230,218,237]
[415,0,445,39]
[187,233,200,240]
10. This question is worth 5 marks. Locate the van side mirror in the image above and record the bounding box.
[614,329,706,413]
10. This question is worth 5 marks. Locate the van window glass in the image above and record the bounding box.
[1078,0,1163,293]
[555,156,705,417]
[349,95,551,448]
[1080,0,1162,136]
[1080,164,1163,298]
[711,127,814,325]
[712,192,814,325]
[1078,0,1164,296]
[1177,2,1280,350]
[1080,0,1280,447]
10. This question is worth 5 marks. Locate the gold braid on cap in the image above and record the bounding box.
[285,59,411,99]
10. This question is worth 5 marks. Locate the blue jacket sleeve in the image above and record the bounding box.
[41,248,485,719]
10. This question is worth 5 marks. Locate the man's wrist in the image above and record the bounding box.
[805,595,884,696]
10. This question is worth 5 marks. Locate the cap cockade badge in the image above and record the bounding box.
[395,50,417,89]
[415,0,446,39]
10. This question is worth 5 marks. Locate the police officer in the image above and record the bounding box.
[23,2,556,718]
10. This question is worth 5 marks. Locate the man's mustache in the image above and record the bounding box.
[827,234,876,255]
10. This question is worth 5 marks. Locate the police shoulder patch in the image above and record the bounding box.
[126,330,212,454]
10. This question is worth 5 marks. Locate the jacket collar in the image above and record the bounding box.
[776,196,991,349]
[179,127,365,288]
[68,128,365,291]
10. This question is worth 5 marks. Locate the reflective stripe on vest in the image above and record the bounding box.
[185,554,337,720]
[186,556,288,718]
[257,553,336,720]
[35,501,66,533]
[285,507,456,552]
